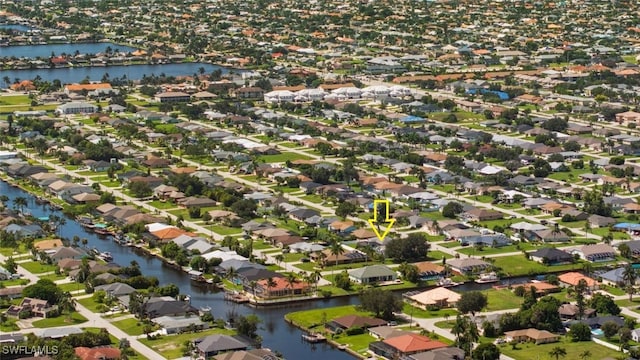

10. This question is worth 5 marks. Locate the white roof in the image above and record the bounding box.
[222,138,264,149]
[146,223,174,233]
[510,222,547,231]
[478,165,503,175]
[201,250,247,262]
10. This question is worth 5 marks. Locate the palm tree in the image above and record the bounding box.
[582,262,593,278]
[58,291,76,322]
[311,270,322,293]
[226,267,237,283]
[12,196,27,214]
[579,350,591,360]
[285,272,297,297]
[248,280,258,298]
[329,239,345,274]
[266,277,277,299]
[549,346,567,360]
[623,263,637,301]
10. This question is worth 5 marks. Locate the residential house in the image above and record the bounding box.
[407,348,466,360]
[328,220,356,234]
[369,333,449,359]
[143,299,199,319]
[588,215,617,228]
[74,347,121,360]
[94,283,136,298]
[254,276,310,299]
[412,262,445,280]
[195,335,251,358]
[558,272,598,290]
[446,258,491,274]
[558,304,596,320]
[529,248,573,265]
[462,209,503,222]
[529,229,571,243]
[155,91,190,103]
[573,244,616,262]
[213,349,280,360]
[309,248,367,265]
[600,267,640,286]
[348,265,397,285]
[406,287,461,309]
[6,298,56,318]
[154,315,209,334]
[504,329,559,345]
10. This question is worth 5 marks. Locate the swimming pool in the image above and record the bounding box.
[591,328,604,336]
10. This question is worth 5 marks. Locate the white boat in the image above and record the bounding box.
[98,252,113,262]
[475,272,499,284]
[437,278,461,288]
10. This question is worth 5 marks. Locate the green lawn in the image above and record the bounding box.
[427,250,452,260]
[0,317,19,332]
[39,273,67,282]
[491,255,583,277]
[148,200,179,210]
[0,278,29,287]
[457,243,537,256]
[0,94,30,105]
[57,282,85,293]
[77,297,106,313]
[139,328,235,359]
[112,318,148,336]
[286,305,374,329]
[282,252,306,262]
[402,303,459,319]
[210,225,242,235]
[499,336,620,360]
[333,333,378,356]
[483,289,523,311]
[0,243,28,256]
[301,194,324,204]
[19,261,58,274]
[32,312,88,328]
[259,152,313,163]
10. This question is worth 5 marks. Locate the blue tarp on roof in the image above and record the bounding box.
[613,223,640,230]
[38,216,49,221]
[401,115,426,123]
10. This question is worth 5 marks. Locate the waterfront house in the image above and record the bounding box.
[213,349,280,360]
[406,287,461,309]
[4,223,43,239]
[6,164,48,178]
[254,276,310,299]
[407,348,466,360]
[446,258,491,275]
[504,329,559,345]
[412,262,445,280]
[49,246,86,262]
[529,248,573,265]
[369,333,449,358]
[309,248,367,265]
[195,335,251,358]
[143,299,199,319]
[558,272,598,290]
[599,267,640,286]
[326,315,387,332]
[348,265,397,284]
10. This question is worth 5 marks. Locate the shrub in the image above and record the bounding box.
[345,326,364,335]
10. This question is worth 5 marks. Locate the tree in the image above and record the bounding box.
[619,327,632,351]
[3,256,17,274]
[452,315,479,357]
[358,288,403,320]
[329,239,345,271]
[398,263,420,283]
[442,202,464,218]
[12,196,27,214]
[230,199,257,219]
[336,202,357,219]
[472,343,500,360]
[601,321,619,340]
[457,291,488,316]
[23,279,62,304]
[619,243,632,259]
[569,322,592,341]
[623,263,637,301]
[549,346,567,360]
[333,270,351,290]
[384,233,429,262]
[579,350,591,360]
[589,293,620,315]
[236,314,261,339]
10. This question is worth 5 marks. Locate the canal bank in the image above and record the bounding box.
[0,179,358,360]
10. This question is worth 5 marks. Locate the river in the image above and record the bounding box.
[3,180,355,360]
[0,24,34,32]
[1,42,137,59]
[0,63,231,88]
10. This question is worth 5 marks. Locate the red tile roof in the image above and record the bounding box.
[383,333,448,353]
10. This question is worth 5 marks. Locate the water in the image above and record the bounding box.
[0,63,230,87]
[0,24,34,32]
[3,181,354,360]
[1,42,137,59]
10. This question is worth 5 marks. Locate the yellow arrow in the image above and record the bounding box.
[368,199,396,241]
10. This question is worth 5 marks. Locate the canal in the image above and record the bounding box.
[0,62,232,88]
[1,42,137,58]
[5,180,534,359]
[3,180,356,360]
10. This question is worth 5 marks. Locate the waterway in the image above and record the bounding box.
[3,180,355,360]
[4,179,535,359]
[0,63,229,88]
[0,24,34,32]
[2,42,137,59]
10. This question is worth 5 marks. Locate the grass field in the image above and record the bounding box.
[19,261,58,274]
[139,328,235,359]
[491,255,583,277]
[112,318,149,336]
[286,305,373,329]
[499,335,620,359]
[258,152,313,163]
[484,289,522,311]
[32,312,88,328]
